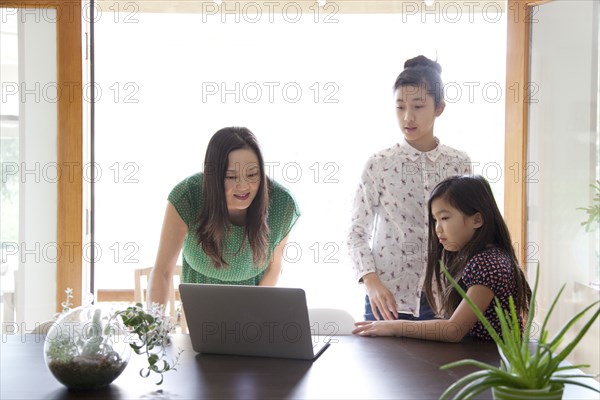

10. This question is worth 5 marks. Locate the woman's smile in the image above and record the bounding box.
[234,192,250,201]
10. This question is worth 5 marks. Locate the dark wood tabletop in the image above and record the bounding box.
[1,333,598,399]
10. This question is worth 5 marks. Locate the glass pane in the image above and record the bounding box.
[1,8,19,327]
[528,0,600,293]
[1,7,58,330]
[94,8,506,318]
[528,0,599,374]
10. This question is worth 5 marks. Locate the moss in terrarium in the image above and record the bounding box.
[48,352,127,390]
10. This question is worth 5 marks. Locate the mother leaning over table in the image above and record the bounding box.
[148,126,300,306]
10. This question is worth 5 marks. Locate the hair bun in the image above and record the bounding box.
[404,55,442,75]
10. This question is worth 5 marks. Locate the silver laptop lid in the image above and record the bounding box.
[179,284,326,360]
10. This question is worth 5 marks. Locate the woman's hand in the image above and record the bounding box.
[363,273,399,320]
[352,320,399,337]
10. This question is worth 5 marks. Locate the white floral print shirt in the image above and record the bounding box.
[347,138,472,316]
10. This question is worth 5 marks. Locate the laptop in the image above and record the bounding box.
[179,284,331,360]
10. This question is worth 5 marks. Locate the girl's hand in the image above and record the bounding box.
[363,273,399,320]
[352,320,398,337]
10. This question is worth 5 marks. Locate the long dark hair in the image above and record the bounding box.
[195,127,269,268]
[393,55,444,108]
[424,175,531,318]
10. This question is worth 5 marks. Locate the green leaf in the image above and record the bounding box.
[439,370,491,399]
[148,353,159,366]
[441,359,521,384]
[507,297,522,351]
[537,284,566,354]
[454,377,508,400]
[549,378,600,394]
[494,300,525,376]
[522,264,539,352]
[555,364,591,372]
[546,304,600,372]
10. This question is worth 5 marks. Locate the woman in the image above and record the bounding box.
[148,127,300,305]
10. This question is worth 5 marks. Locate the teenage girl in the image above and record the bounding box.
[348,55,472,321]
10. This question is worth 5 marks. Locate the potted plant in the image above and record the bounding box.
[439,264,600,400]
[116,302,183,385]
[578,180,600,232]
[44,290,181,390]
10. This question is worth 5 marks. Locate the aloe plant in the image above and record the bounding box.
[439,263,600,400]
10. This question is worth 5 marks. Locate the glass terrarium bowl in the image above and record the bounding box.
[43,305,131,390]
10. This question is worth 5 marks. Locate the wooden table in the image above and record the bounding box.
[1,333,598,399]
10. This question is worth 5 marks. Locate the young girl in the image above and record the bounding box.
[347,55,472,321]
[148,127,300,305]
[352,175,532,342]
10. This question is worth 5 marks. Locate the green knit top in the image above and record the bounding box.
[168,173,300,285]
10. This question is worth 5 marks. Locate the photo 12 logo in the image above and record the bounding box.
[400,1,504,24]
[1,241,141,265]
[201,81,340,104]
[0,3,141,24]
[263,161,340,184]
[200,1,340,24]
[1,161,140,184]
[200,321,303,344]
[1,81,140,104]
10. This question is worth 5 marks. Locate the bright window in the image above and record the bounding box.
[527,0,600,290]
[94,6,506,319]
[526,0,599,375]
[1,10,19,326]
[1,7,58,327]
